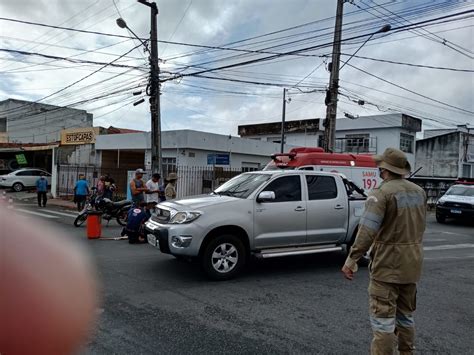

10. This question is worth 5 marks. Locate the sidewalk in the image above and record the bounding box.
[48,198,77,210]
[2,190,77,210]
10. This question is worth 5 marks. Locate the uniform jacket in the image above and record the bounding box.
[344,177,427,284]
[165,183,176,200]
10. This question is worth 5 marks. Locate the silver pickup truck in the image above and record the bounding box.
[145,170,367,280]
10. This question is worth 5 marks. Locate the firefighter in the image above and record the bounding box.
[341,148,427,355]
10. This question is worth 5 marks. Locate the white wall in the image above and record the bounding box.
[243,132,319,147]
[66,144,101,166]
[336,127,416,168]
[1,99,92,143]
[97,130,292,170]
[169,148,270,169]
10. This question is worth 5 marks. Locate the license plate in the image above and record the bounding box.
[450,209,462,214]
[147,234,157,246]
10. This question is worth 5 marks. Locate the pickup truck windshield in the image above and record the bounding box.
[446,186,474,196]
[214,173,271,198]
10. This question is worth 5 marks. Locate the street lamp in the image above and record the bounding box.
[116,18,150,53]
[339,24,391,70]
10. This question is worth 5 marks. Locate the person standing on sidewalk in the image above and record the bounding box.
[341,148,427,355]
[145,173,163,207]
[165,173,178,201]
[35,172,48,207]
[96,176,106,197]
[130,169,148,206]
[103,174,116,200]
[74,175,90,212]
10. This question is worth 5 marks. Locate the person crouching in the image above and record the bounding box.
[121,202,153,244]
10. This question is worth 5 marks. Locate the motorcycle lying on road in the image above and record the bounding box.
[74,189,132,227]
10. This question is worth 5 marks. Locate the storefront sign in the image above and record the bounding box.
[16,154,27,165]
[207,153,230,165]
[60,128,97,145]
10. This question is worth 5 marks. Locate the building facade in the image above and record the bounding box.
[413,127,473,206]
[95,129,290,172]
[0,98,92,144]
[238,114,422,168]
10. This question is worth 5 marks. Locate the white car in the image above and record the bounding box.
[0,168,52,192]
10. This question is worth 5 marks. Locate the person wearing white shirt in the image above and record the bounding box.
[145,173,163,205]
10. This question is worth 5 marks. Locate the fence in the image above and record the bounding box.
[57,165,130,200]
[175,166,242,198]
[57,165,244,200]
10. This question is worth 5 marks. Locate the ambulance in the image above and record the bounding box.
[264,147,381,191]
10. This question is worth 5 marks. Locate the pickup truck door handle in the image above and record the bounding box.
[294,206,306,212]
[334,204,344,210]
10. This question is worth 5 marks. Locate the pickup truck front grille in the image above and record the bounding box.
[152,207,171,223]
[444,202,472,209]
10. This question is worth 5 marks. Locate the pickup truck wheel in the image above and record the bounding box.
[202,234,246,281]
[436,213,446,224]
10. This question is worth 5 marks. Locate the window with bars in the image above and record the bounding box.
[400,133,414,153]
[162,157,176,177]
[241,162,260,172]
[345,134,370,153]
[0,117,6,132]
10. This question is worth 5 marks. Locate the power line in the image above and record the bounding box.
[169,2,472,70]
[0,44,143,116]
[160,0,193,57]
[0,48,147,71]
[2,7,471,63]
[161,10,474,82]
[360,0,473,57]
[344,62,474,115]
[187,74,327,90]
[338,53,474,72]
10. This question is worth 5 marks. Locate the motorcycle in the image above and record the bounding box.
[74,189,132,227]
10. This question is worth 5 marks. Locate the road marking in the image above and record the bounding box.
[441,231,473,238]
[15,208,59,219]
[425,255,474,261]
[424,238,448,242]
[42,209,78,218]
[424,244,474,251]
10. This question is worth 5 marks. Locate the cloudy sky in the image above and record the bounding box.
[0,0,472,137]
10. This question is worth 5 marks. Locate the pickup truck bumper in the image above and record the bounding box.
[145,219,200,256]
[436,205,474,219]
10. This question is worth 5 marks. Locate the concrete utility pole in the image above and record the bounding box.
[322,0,345,153]
[280,88,287,153]
[138,0,162,174]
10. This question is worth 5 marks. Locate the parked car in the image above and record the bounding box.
[0,168,51,192]
[436,183,474,223]
[145,170,368,280]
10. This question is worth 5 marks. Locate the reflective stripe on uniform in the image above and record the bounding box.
[396,313,415,328]
[395,192,425,208]
[370,316,395,333]
[360,211,383,231]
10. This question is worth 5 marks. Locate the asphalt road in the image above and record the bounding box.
[8,201,474,354]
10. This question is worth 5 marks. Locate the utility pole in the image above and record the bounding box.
[138,0,162,174]
[280,88,287,153]
[322,0,345,153]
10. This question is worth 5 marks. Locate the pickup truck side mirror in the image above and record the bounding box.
[257,191,276,203]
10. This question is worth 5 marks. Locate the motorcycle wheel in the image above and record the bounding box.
[116,208,128,226]
[74,213,87,227]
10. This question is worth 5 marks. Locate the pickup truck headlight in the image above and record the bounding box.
[437,200,445,206]
[169,211,201,224]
